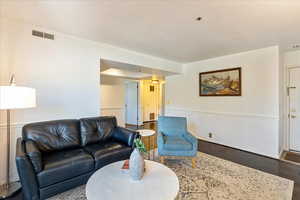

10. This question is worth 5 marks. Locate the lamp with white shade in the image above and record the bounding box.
[0,75,36,198]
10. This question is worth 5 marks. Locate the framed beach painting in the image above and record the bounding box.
[199,67,241,96]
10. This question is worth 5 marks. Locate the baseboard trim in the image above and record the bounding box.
[198,139,280,161]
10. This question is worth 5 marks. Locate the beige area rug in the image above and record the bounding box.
[48,152,294,200]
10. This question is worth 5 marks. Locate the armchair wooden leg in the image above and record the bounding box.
[160,156,164,164]
[192,158,196,168]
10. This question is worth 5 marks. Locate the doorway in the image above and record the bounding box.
[141,80,164,122]
[100,59,178,129]
[124,79,164,128]
[288,67,300,152]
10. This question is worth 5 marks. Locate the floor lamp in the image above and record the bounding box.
[0,75,36,198]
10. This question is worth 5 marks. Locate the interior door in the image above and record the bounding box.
[125,82,139,125]
[289,68,300,151]
[142,81,160,122]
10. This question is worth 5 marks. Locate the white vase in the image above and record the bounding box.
[129,148,145,181]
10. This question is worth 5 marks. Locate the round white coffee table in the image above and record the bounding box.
[137,129,156,160]
[86,160,179,200]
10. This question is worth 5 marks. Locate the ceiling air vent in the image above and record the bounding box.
[44,32,54,40]
[32,30,43,38]
[32,30,55,40]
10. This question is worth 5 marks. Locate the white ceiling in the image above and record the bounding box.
[1,0,300,63]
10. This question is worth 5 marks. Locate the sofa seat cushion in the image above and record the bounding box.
[84,141,132,169]
[37,148,94,187]
[164,136,193,151]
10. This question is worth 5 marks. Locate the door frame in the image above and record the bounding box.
[285,66,300,152]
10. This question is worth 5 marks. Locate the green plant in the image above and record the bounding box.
[134,138,147,153]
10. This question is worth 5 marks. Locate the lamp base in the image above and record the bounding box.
[0,181,21,199]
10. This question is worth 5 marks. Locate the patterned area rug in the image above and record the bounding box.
[48,152,293,200]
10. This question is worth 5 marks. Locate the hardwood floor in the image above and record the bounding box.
[8,139,300,200]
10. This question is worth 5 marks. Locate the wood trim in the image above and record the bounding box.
[192,157,196,168]
[143,120,157,123]
[125,123,140,127]
[199,67,242,96]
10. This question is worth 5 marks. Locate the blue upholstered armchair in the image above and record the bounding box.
[157,116,198,168]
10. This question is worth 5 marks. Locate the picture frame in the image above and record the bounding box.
[199,67,241,96]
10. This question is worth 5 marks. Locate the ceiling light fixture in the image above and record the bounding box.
[101,68,150,78]
[151,79,159,84]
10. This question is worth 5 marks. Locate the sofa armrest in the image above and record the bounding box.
[16,138,40,200]
[112,127,139,148]
[183,132,198,150]
[25,140,42,173]
[157,132,165,147]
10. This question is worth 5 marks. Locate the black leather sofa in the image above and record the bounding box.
[16,116,138,200]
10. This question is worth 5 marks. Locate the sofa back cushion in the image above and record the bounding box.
[22,120,81,153]
[158,116,187,136]
[80,116,117,146]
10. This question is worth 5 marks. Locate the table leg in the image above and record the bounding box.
[151,135,154,160]
[153,136,155,160]
[148,136,151,160]
[192,158,196,168]
[160,156,164,164]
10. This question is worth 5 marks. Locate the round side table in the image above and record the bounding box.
[137,129,156,160]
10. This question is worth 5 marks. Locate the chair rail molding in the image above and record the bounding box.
[101,106,124,109]
[165,107,279,120]
[165,106,280,159]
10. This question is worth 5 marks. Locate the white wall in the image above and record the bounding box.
[285,50,300,67]
[100,75,126,126]
[0,17,182,184]
[165,46,280,158]
[100,76,146,126]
